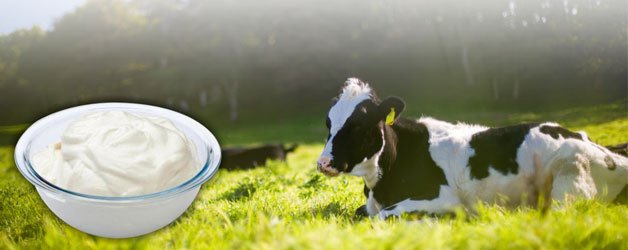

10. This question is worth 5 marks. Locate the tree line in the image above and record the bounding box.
[0,0,625,125]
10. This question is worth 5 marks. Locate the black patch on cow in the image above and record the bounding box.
[539,125,584,140]
[328,100,383,172]
[606,143,628,157]
[468,123,539,179]
[371,118,449,207]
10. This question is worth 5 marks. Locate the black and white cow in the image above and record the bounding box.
[317,78,628,219]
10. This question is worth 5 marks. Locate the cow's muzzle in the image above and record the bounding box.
[317,156,339,177]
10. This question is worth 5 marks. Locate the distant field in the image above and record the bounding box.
[2,100,625,146]
[212,100,628,145]
[1,102,627,249]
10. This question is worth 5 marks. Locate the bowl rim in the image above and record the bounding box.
[14,102,221,203]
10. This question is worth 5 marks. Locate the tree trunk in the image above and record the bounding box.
[492,78,499,100]
[512,78,520,100]
[462,46,474,86]
[199,89,207,107]
[228,80,239,123]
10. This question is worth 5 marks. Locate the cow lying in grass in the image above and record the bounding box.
[317,78,628,219]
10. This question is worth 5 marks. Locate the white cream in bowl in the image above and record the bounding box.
[15,103,221,238]
[32,110,200,196]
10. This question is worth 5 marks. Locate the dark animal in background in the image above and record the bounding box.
[220,144,298,170]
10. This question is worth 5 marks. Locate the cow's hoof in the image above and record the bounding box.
[354,205,368,218]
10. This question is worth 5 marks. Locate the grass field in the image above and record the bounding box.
[1,102,627,249]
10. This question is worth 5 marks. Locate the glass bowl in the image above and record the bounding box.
[14,103,221,238]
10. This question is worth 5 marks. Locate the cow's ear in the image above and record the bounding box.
[375,97,405,125]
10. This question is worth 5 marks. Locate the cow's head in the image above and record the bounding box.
[317,78,405,177]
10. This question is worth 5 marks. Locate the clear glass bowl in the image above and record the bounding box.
[14,103,221,238]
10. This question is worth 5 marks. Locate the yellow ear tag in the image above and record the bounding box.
[385,107,396,126]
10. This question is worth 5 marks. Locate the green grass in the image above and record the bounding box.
[1,102,627,249]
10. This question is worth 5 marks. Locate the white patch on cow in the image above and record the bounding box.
[522,125,628,202]
[420,117,488,141]
[419,117,488,189]
[366,190,383,215]
[420,118,628,209]
[515,124,565,183]
[377,185,461,218]
[461,167,540,208]
[464,122,623,207]
[578,131,589,141]
[350,128,385,189]
[320,78,373,159]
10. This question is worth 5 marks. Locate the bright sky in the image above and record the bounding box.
[0,0,87,34]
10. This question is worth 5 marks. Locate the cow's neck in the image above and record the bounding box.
[374,117,428,183]
[359,133,384,189]
[371,117,448,208]
[360,123,398,190]
[379,124,398,174]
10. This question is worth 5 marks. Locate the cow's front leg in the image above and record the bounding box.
[354,205,368,217]
[352,185,379,217]
[377,199,429,219]
[377,185,461,219]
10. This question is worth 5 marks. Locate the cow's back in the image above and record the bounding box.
[423,120,563,207]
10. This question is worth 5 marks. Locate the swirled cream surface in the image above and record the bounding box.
[32,111,199,196]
